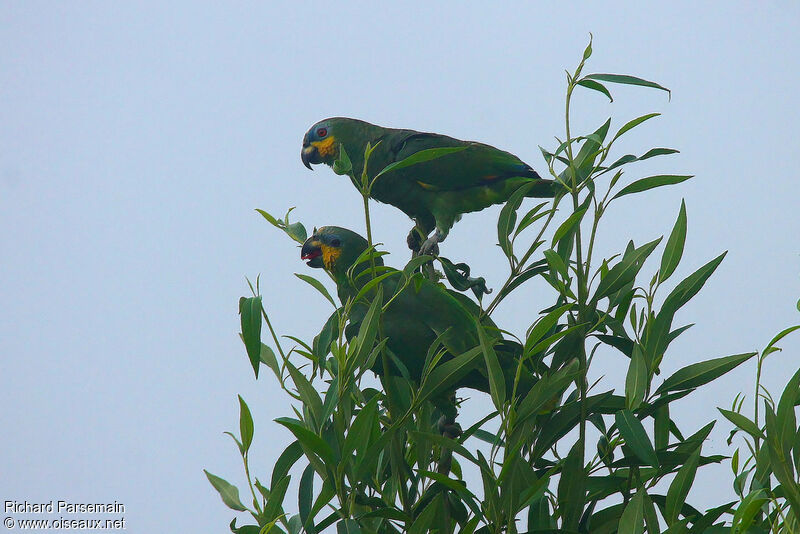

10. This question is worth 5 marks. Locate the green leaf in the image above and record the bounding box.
[654,404,670,451]
[408,431,479,466]
[665,449,701,525]
[298,464,315,534]
[584,73,670,96]
[593,237,662,302]
[544,248,569,280]
[514,201,549,237]
[717,408,765,440]
[259,343,281,380]
[239,296,262,378]
[557,440,587,532]
[256,208,280,227]
[204,470,248,511]
[342,397,379,458]
[416,346,483,405]
[402,255,435,277]
[271,441,303,487]
[577,79,613,102]
[575,118,612,174]
[551,206,587,247]
[625,345,648,410]
[264,475,291,523]
[618,489,645,534]
[498,182,538,256]
[613,175,692,199]
[645,253,727,363]
[294,274,336,307]
[766,368,800,517]
[642,491,660,534]
[285,222,307,244]
[640,147,679,160]
[332,144,352,175]
[659,200,687,282]
[373,146,468,180]
[731,489,768,532]
[605,153,638,173]
[517,359,580,423]
[524,303,572,352]
[285,361,323,429]
[238,395,254,453]
[336,519,362,534]
[763,324,800,359]
[349,286,383,370]
[407,495,443,534]
[275,417,336,466]
[616,409,659,468]
[611,113,660,145]
[477,321,505,410]
[655,352,757,395]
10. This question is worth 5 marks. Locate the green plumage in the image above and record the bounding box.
[301,118,560,251]
[301,226,532,393]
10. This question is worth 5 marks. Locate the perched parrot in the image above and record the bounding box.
[300,225,533,394]
[301,118,561,254]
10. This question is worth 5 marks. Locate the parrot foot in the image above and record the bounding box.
[419,233,442,257]
[407,228,422,253]
[437,415,462,439]
[436,414,461,475]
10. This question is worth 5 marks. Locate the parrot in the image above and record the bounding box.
[301,118,562,255]
[299,225,534,395]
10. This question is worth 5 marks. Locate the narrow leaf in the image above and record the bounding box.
[616,409,659,468]
[717,408,765,440]
[625,345,648,410]
[295,274,336,307]
[239,296,262,378]
[618,490,645,534]
[612,113,660,144]
[655,352,757,395]
[659,200,687,282]
[477,321,506,409]
[204,470,248,511]
[665,449,701,525]
[238,395,254,453]
[577,78,613,101]
[613,175,692,199]
[584,73,670,96]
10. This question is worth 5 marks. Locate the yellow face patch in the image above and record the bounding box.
[311,136,337,158]
[321,243,342,270]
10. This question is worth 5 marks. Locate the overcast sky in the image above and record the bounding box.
[2,2,799,532]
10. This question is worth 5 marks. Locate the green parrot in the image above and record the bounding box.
[301,118,561,254]
[300,225,532,394]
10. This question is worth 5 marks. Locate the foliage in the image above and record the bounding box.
[207,40,800,534]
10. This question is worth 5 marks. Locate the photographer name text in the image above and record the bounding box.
[4,501,125,514]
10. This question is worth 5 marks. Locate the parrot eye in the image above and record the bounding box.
[317,127,328,138]
[330,237,341,247]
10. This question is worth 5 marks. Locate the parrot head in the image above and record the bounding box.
[301,226,375,274]
[301,119,339,170]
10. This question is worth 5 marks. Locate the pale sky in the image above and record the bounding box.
[2,2,799,532]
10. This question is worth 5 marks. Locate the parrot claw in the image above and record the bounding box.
[419,235,441,257]
[437,415,462,439]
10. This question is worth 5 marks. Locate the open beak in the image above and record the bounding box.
[301,145,316,170]
[301,237,323,267]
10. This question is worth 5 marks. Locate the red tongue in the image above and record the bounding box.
[302,250,321,260]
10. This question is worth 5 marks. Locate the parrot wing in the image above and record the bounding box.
[385,131,539,191]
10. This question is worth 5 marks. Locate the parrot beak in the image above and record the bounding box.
[301,237,324,268]
[300,146,317,171]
